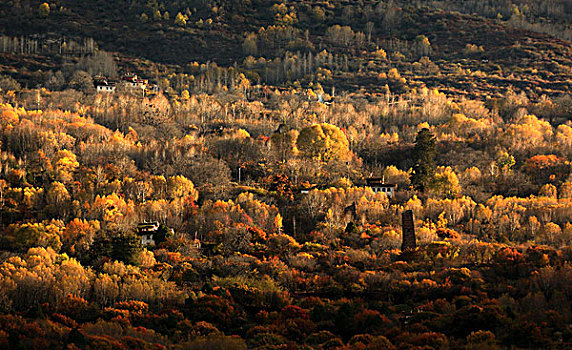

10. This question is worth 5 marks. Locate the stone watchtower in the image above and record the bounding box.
[401,210,416,251]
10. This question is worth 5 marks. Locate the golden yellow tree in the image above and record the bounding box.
[297,123,351,162]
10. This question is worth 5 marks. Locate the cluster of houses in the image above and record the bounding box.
[94,74,159,93]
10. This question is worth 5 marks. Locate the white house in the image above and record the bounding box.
[94,77,116,92]
[96,84,116,92]
[137,221,159,246]
[366,178,397,198]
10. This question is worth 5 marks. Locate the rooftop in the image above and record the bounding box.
[365,178,397,187]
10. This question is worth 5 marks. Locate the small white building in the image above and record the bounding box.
[137,221,159,246]
[366,178,397,198]
[96,84,116,92]
[94,77,116,93]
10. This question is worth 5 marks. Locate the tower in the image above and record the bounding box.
[401,210,416,251]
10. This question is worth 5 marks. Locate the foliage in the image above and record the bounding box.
[1,3,572,346]
[38,3,50,18]
[411,128,436,192]
[297,123,351,162]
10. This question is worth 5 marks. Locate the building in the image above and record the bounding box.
[401,210,416,251]
[94,77,116,92]
[300,186,316,194]
[122,73,148,90]
[137,221,159,246]
[365,178,397,198]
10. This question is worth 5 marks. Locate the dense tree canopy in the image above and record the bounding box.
[296,123,351,162]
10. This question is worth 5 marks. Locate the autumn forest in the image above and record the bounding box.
[1,0,572,349]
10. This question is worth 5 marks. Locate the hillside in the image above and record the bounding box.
[1,0,572,99]
[1,1,572,349]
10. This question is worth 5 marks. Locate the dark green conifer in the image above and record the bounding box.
[411,128,436,192]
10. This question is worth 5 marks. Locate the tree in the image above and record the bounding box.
[270,128,299,161]
[411,128,436,192]
[175,13,187,26]
[311,7,326,22]
[167,175,198,201]
[153,10,162,21]
[539,184,557,198]
[524,154,567,185]
[559,182,572,198]
[53,150,79,183]
[366,335,396,350]
[39,3,50,18]
[242,33,258,55]
[296,123,351,162]
[432,167,461,198]
[366,22,375,43]
[111,233,142,265]
[0,75,21,91]
[89,235,112,263]
[63,219,99,256]
[154,224,173,244]
[69,71,94,93]
[415,35,431,57]
[89,233,143,265]
[325,25,355,47]
[7,223,62,252]
[76,50,118,77]
[466,330,499,350]
[495,150,515,174]
[46,181,71,218]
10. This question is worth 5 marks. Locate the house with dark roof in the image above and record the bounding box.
[137,221,159,246]
[365,178,397,198]
[94,76,116,92]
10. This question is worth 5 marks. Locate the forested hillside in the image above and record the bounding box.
[0,0,572,349]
